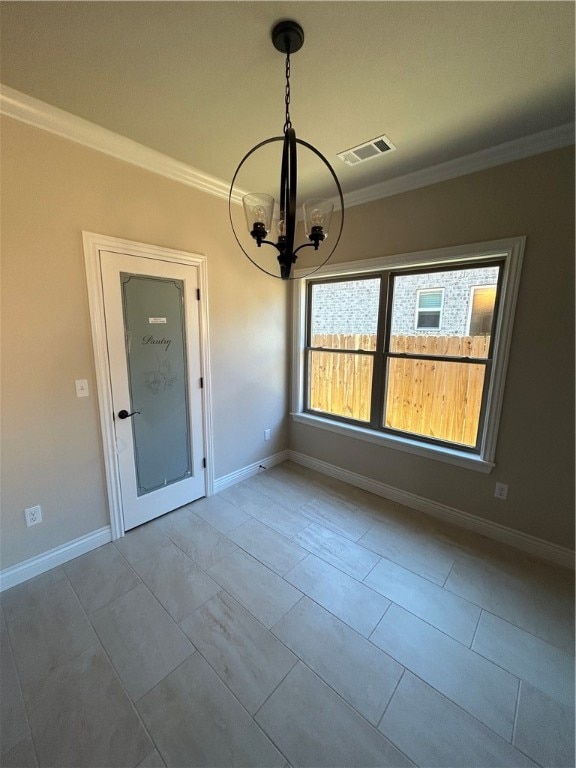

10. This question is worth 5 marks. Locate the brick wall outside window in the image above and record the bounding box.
[312,266,499,336]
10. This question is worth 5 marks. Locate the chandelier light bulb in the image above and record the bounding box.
[253,206,266,224]
[242,193,274,240]
[304,198,334,245]
[311,208,325,226]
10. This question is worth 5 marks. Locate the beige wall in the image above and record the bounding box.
[0,116,289,569]
[1,115,573,574]
[291,146,575,549]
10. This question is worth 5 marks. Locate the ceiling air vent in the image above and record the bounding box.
[337,135,396,166]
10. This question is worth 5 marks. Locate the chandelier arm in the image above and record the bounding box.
[292,241,316,257]
[257,240,283,252]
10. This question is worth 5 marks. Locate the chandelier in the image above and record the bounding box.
[228,20,344,280]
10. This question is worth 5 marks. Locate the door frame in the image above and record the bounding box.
[83,231,214,540]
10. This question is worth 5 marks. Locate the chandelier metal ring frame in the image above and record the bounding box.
[228,136,345,280]
[228,19,345,280]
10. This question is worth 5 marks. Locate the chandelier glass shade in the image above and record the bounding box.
[228,20,344,280]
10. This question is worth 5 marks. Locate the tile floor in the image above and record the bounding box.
[1,462,574,768]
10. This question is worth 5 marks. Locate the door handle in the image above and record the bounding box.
[117,409,141,419]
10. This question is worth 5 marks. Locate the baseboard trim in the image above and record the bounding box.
[213,450,291,494]
[288,451,575,570]
[0,526,112,592]
[5,451,569,592]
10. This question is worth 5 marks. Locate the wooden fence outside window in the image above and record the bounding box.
[308,334,491,447]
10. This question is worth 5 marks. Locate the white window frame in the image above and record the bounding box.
[291,237,525,473]
[415,287,444,330]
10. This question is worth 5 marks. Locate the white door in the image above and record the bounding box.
[100,250,206,530]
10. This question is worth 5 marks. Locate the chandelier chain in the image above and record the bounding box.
[284,51,292,133]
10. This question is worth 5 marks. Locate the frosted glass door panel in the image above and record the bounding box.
[121,273,192,496]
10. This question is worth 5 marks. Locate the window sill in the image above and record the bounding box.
[290,412,495,474]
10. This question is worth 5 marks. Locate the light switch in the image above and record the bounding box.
[75,379,89,398]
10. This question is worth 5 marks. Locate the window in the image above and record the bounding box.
[416,288,444,329]
[293,238,525,471]
[308,277,380,423]
[468,285,497,335]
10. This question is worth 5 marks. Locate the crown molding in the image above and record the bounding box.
[342,122,575,208]
[0,84,245,204]
[1,85,573,209]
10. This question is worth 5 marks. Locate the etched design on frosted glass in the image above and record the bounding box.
[121,273,192,496]
[145,359,177,394]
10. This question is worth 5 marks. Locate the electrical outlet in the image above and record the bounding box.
[494,482,508,501]
[25,505,43,527]
[264,428,271,441]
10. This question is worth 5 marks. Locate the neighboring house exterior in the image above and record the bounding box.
[312,265,499,337]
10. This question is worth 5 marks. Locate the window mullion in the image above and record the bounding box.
[370,272,389,429]
[474,358,492,452]
[388,352,490,365]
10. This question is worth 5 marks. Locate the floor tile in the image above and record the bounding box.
[227,518,308,575]
[0,610,30,753]
[359,521,455,585]
[255,661,413,767]
[266,462,323,491]
[159,511,239,570]
[364,555,481,645]
[473,611,575,708]
[208,549,302,628]
[340,486,400,521]
[2,574,97,694]
[284,554,390,637]
[26,644,153,768]
[181,590,297,714]
[293,521,381,580]
[290,466,371,503]
[131,542,220,623]
[137,750,166,767]
[1,567,66,598]
[0,736,38,768]
[380,671,536,767]
[299,496,372,541]
[149,504,192,532]
[371,604,519,740]
[90,583,194,700]
[445,551,575,653]
[251,471,314,511]
[272,597,403,725]
[188,494,251,533]
[514,682,575,768]
[226,486,311,537]
[63,543,140,614]
[2,462,572,768]
[216,479,264,509]
[113,522,173,566]
[137,652,285,767]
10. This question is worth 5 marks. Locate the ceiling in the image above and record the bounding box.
[1,1,574,202]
